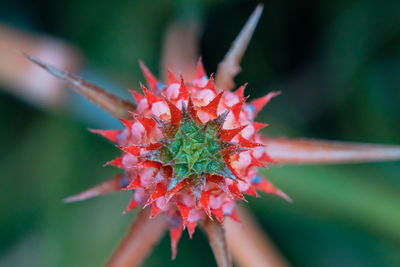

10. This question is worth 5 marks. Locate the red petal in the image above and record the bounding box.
[150,203,163,218]
[140,82,161,108]
[259,152,274,163]
[250,152,265,167]
[147,183,167,205]
[140,142,162,150]
[119,118,134,129]
[254,177,291,202]
[139,60,159,92]
[238,135,264,148]
[219,125,247,141]
[233,83,247,99]
[129,89,145,103]
[228,182,246,201]
[203,74,217,93]
[126,174,141,189]
[104,156,124,168]
[166,179,187,201]
[252,122,268,133]
[196,57,206,79]
[187,97,202,123]
[200,190,211,218]
[244,185,259,197]
[170,224,183,259]
[118,145,141,156]
[207,175,229,194]
[177,203,191,226]
[200,91,224,118]
[140,161,162,169]
[133,115,156,135]
[89,129,121,143]
[177,77,189,100]
[168,70,179,84]
[212,208,224,224]
[231,96,249,121]
[250,91,281,115]
[186,221,197,239]
[123,195,140,213]
[166,99,181,126]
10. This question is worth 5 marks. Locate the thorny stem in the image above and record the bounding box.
[106,207,169,267]
[263,137,400,164]
[203,218,232,267]
[63,174,123,203]
[23,53,136,119]
[215,4,263,91]
[225,206,290,267]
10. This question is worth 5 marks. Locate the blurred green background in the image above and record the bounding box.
[1,0,400,266]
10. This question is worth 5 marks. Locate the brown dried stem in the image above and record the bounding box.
[215,4,263,91]
[161,21,201,81]
[24,53,136,119]
[106,207,169,267]
[262,137,400,164]
[225,206,290,267]
[64,174,124,203]
[202,218,232,267]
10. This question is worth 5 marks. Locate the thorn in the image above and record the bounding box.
[23,53,136,119]
[250,91,281,115]
[199,92,224,118]
[165,99,182,126]
[168,70,179,84]
[187,96,202,123]
[203,73,218,93]
[195,57,206,78]
[139,60,159,92]
[140,82,162,108]
[178,76,190,100]
[233,83,247,99]
[231,96,249,121]
[219,125,247,141]
[129,89,145,104]
[88,129,121,143]
[215,4,264,91]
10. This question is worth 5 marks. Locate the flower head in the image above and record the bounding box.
[97,60,287,257]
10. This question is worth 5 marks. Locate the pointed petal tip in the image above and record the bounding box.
[196,57,206,78]
[277,190,292,203]
[63,195,80,203]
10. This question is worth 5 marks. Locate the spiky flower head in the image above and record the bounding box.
[91,59,289,258]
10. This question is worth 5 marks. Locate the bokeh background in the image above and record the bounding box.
[1,0,400,266]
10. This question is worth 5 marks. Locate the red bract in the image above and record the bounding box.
[92,60,284,258]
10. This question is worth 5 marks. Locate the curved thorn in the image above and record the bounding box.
[262,137,400,164]
[106,207,169,267]
[64,174,124,203]
[215,4,263,91]
[23,53,136,119]
[202,218,232,267]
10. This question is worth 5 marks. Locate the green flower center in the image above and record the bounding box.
[151,105,236,190]
[161,120,225,179]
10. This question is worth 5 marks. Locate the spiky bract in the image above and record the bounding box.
[92,60,288,258]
